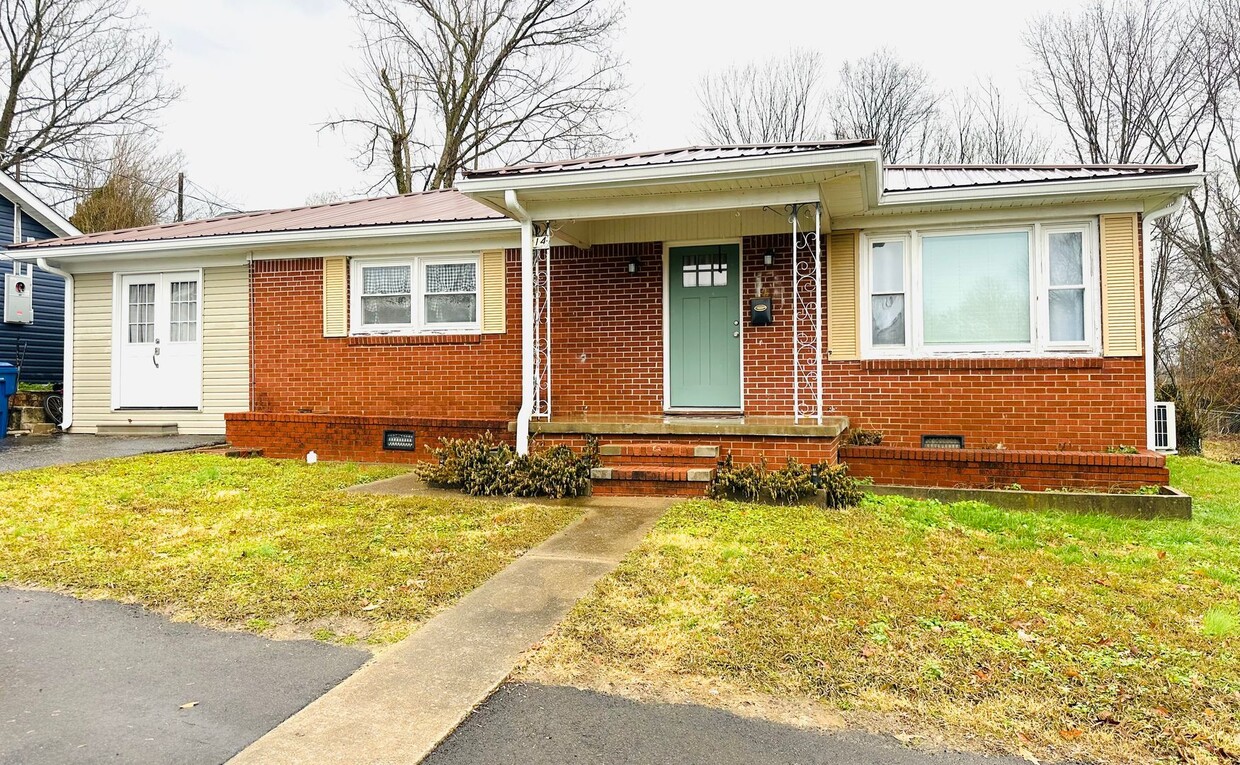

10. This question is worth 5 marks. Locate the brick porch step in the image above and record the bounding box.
[590,464,715,498]
[597,443,720,468]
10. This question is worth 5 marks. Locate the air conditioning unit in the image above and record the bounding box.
[1153,402,1176,453]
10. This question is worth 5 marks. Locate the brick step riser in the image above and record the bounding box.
[599,455,719,468]
[598,445,720,460]
[592,480,711,498]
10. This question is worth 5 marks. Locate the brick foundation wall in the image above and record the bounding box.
[226,412,509,463]
[841,445,1168,491]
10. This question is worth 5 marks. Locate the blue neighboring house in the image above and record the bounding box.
[0,172,80,384]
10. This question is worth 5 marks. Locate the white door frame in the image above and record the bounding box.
[661,239,745,413]
[110,268,205,411]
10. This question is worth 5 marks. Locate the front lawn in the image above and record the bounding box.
[0,454,580,645]
[523,456,1240,764]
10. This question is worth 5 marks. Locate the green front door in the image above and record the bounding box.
[668,244,742,409]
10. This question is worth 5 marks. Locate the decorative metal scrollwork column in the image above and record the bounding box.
[790,202,823,425]
[532,222,552,419]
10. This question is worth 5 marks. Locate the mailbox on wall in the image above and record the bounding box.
[4,273,33,324]
[750,297,773,326]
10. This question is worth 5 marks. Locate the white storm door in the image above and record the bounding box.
[117,272,202,409]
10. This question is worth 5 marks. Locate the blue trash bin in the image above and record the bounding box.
[0,363,17,439]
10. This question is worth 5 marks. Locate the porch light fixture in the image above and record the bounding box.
[763,248,775,267]
[627,257,639,274]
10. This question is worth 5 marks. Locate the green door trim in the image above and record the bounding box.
[664,241,744,411]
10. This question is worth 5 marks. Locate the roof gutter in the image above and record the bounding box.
[1142,196,1185,452]
[8,217,520,261]
[506,189,535,455]
[876,172,1205,208]
[35,257,72,430]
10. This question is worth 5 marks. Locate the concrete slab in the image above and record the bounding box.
[425,683,1028,765]
[229,497,672,765]
[0,433,223,473]
[0,588,368,765]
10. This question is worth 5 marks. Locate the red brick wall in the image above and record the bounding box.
[841,445,1168,491]
[226,412,510,463]
[246,232,1149,453]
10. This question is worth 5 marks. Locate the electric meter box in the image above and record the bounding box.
[4,272,33,324]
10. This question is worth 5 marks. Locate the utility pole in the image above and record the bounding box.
[176,172,185,222]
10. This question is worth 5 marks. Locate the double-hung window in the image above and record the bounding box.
[867,237,909,350]
[352,255,480,334]
[861,222,1097,357]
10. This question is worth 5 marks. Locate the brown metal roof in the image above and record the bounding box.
[462,141,879,178]
[883,164,1197,192]
[16,188,506,250]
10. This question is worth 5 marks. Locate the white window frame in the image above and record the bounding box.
[859,220,1101,358]
[860,234,912,356]
[350,253,482,335]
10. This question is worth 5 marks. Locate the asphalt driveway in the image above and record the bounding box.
[425,683,1028,765]
[0,588,368,765]
[0,433,223,473]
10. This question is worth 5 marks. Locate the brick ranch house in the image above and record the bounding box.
[11,142,1201,493]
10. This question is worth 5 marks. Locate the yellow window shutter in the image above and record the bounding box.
[827,230,860,361]
[481,250,506,334]
[323,256,348,338]
[1099,213,1143,357]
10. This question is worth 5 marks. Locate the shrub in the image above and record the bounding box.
[710,455,864,509]
[416,434,600,498]
[847,428,884,446]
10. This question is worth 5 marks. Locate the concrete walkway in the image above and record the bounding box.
[229,496,672,765]
[0,433,223,473]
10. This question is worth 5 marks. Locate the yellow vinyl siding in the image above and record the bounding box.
[1099,213,1143,357]
[70,265,249,435]
[322,256,348,337]
[828,230,860,361]
[481,250,506,333]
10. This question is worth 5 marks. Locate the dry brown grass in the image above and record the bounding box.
[521,457,1240,764]
[0,454,581,646]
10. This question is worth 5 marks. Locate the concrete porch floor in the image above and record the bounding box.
[514,414,849,438]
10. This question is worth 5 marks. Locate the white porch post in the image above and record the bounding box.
[791,202,824,424]
[532,223,552,420]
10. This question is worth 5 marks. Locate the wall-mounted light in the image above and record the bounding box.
[763,248,775,267]
[627,257,639,274]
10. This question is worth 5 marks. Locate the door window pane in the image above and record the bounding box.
[922,232,1031,345]
[361,265,413,326]
[681,252,727,288]
[127,283,155,344]
[169,280,198,342]
[424,261,477,325]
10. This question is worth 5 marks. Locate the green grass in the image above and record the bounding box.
[0,454,580,645]
[525,456,1240,764]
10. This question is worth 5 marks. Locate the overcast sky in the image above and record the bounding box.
[140,0,1086,212]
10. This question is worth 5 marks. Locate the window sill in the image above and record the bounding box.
[859,356,1105,371]
[347,333,483,346]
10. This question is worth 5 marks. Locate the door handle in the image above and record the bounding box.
[153,339,160,368]
[733,331,740,338]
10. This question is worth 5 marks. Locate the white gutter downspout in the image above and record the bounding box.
[1141,197,1184,451]
[35,257,72,430]
[506,189,534,455]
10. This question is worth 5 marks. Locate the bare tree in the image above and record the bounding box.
[829,49,940,162]
[926,80,1052,164]
[325,37,423,194]
[333,0,628,192]
[695,48,825,144]
[67,134,181,232]
[0,0,180,191]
